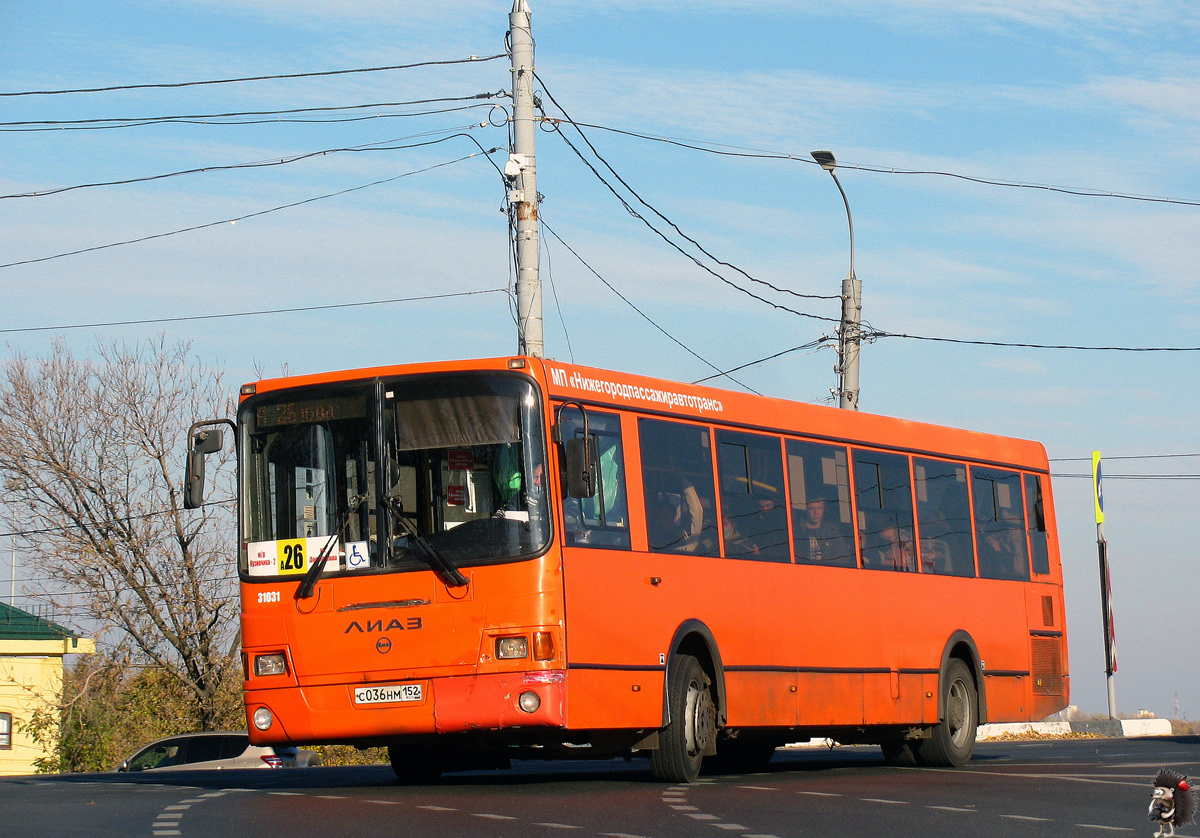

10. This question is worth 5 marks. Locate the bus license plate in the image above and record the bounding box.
[354,683,423,705]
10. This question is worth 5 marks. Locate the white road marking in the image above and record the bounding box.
[711,824,748,830]
[600,832,649,837]
[533,823,582,829]
[1077,826,1134,832]
[164,804,191,810]
[366,799,401,805]
[861,798,907,804]
[473,813,518,820]
[1002,815,1051,822]
[798,791,841,797]
[738,786,777,791]
[927,806,975,812]
[417,805,457,811]
[687,813,721,820]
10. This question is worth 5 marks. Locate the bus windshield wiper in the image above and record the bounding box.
[383,494,469,588]
[295,493,366,600]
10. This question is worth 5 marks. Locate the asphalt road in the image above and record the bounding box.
[2,736,1196,838]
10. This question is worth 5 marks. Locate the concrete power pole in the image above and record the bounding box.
[509,0,543,358]
[811,151,861,410]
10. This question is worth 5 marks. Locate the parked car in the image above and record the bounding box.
[117,731,321,772]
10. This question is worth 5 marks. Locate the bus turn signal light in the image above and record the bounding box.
[533,631,555,661]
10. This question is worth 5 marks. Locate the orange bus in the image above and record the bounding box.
[186,355,1068,782]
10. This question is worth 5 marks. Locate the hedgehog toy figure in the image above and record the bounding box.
[1149,769,1196,837]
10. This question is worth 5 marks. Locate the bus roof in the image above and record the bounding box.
[242,355,1049,473]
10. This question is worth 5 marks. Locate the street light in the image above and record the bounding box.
[812,150,862,411]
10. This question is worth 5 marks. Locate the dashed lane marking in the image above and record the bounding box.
[1001,815,1051,822]
[533,823,582,829]
[927,806,975,812]
[711,823,748,830]
[861,798,907,804]
[473,813,519,820]
[687,813,721,820]
[417,805,457,811]
[798,791,841,797]
[737,786,776,791]
[1077,826,1134,832]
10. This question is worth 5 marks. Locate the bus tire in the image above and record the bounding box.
[916,659,977,767]
[388,743,444,784]
[649,654,715,783]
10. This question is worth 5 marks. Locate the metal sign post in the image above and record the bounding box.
[1093,450,1118,719]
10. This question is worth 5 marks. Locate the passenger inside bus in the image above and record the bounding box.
[874,525,916,571]
[793,497,853,565]
[648,478,705,553]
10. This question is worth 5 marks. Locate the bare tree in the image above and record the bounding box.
[0,337,236,729]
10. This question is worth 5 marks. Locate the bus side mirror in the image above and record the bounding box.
[185,424,225,510]
[563,436,598,499]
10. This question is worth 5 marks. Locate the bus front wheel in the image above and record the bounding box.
[916,659,977,767]
[649,654,715,783]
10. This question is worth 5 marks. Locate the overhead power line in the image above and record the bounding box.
[865,328,1200,352]
[0,288,509,335]
[691,338,831,384]
[0,54,507,97]
[0,139,503,270]
[1,124,495,200]
[0,93,508,131]
[556,119,1200,210]
[541,219,758,395]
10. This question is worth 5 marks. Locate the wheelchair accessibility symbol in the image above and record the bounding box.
[346,541,369,570]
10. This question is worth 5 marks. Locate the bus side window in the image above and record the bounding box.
[852,450,916,572]
[914,458,975,577]
[786,439,855,567]
[558,410,631,550]
[639,419,719,557]
[972,468,1030,581]
[716,430,789,562]
[1025,473,1050,576]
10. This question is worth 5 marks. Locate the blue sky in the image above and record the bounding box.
[4,1,1200,720]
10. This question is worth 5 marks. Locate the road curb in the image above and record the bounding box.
[977,718,1173,739]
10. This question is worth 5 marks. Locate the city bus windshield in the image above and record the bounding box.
[238,373,549,579]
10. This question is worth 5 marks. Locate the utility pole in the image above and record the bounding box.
[509,0,543,358]
[811,151,861,410]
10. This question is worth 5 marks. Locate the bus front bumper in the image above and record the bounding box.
[245,670,567,744]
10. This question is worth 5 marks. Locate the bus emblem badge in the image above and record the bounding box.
[376,637,392,654]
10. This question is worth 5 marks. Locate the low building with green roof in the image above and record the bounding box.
[0,602,95,775]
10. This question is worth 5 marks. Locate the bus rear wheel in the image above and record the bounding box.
[916,659,977,767]
[388,743,444,784]
[649,654,715,783]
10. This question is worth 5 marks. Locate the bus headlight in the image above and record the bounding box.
[253,707,274,731]
[496,636,529,660]
[518,691,541,713]
[254,654,287,677]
